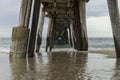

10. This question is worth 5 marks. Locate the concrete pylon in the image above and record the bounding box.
[36,11,45,52]
[73,0,88,51]
[19,0,32,27]
[107,0,120,58]
[10,0,32,58]
[46,18,53,52]
[68,26,73,47]
[70,21,75,48]
[79,0,88,50]
[10,27,30,58]
[28,0,41,58]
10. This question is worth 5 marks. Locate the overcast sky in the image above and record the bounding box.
[0,0,120,38]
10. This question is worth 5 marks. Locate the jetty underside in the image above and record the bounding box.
[10,0,120,58]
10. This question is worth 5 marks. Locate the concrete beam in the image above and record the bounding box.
[41,0,72,3]
[107,0,120,58]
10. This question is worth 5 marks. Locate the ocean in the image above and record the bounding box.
[0,37,119,80]
[0,37,115,53]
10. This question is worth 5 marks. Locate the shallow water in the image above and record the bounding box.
[0,52,120,80]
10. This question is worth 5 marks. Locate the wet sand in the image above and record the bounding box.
[89,50,116,58]
[0,50,120,80]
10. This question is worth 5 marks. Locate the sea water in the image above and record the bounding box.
[0,37,115,53]
[88,37,115,50]
[0,37,119,80]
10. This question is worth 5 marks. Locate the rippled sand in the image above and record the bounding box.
[0,51,120,80]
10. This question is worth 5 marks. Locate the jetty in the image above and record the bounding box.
[10,0,120,58]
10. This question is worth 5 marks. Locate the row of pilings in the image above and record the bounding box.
[10,0,120,58]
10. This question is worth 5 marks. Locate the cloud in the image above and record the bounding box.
[87,16,113,37]
[0,0,120,38]
[86,0,120,17]
[0,1,21,23]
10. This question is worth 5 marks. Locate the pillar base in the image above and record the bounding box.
[10,27,30,58]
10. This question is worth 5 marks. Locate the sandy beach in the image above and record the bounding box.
[1,50,119,80]
[89,50,116,58]
[0,49,116,59]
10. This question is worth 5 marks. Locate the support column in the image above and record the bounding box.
[28,0,41,57]
[19,0,32,27]
[79,0,88,50]
[10,27,30,58]
[50,22,55,51]
[24,0,33,27]
[70,21,75,48]
[36,10,45,52]
[74,0,83,50]
[72,20,77,49]
[68,26,73,47]
[10,0,32,58]
[46,18,53,52]
[107,0,120,58]
[73,0,88,51]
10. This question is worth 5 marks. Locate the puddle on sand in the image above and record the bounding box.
[0,52,120,80]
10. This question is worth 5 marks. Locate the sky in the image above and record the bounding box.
[0,0,120,38]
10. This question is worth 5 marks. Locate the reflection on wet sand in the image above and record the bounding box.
[48,52,88,80]
[10,52,88,80]
[10,58,27,80]
[111,59,120,80]
[0,51,119,80]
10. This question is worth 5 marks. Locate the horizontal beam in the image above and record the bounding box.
[44,7,74,12]
[41,0,73,3]
[41,0,89,3]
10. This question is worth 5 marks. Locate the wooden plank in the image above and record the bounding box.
[107,0,120,58]
[28,0,41,57]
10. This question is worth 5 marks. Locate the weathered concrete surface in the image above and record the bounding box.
[79,0,88,50]
[107,0,120,58]
[19,0,32,27]
[46,18,53,52]
[24,0,33,27]
[10,27,30,58]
